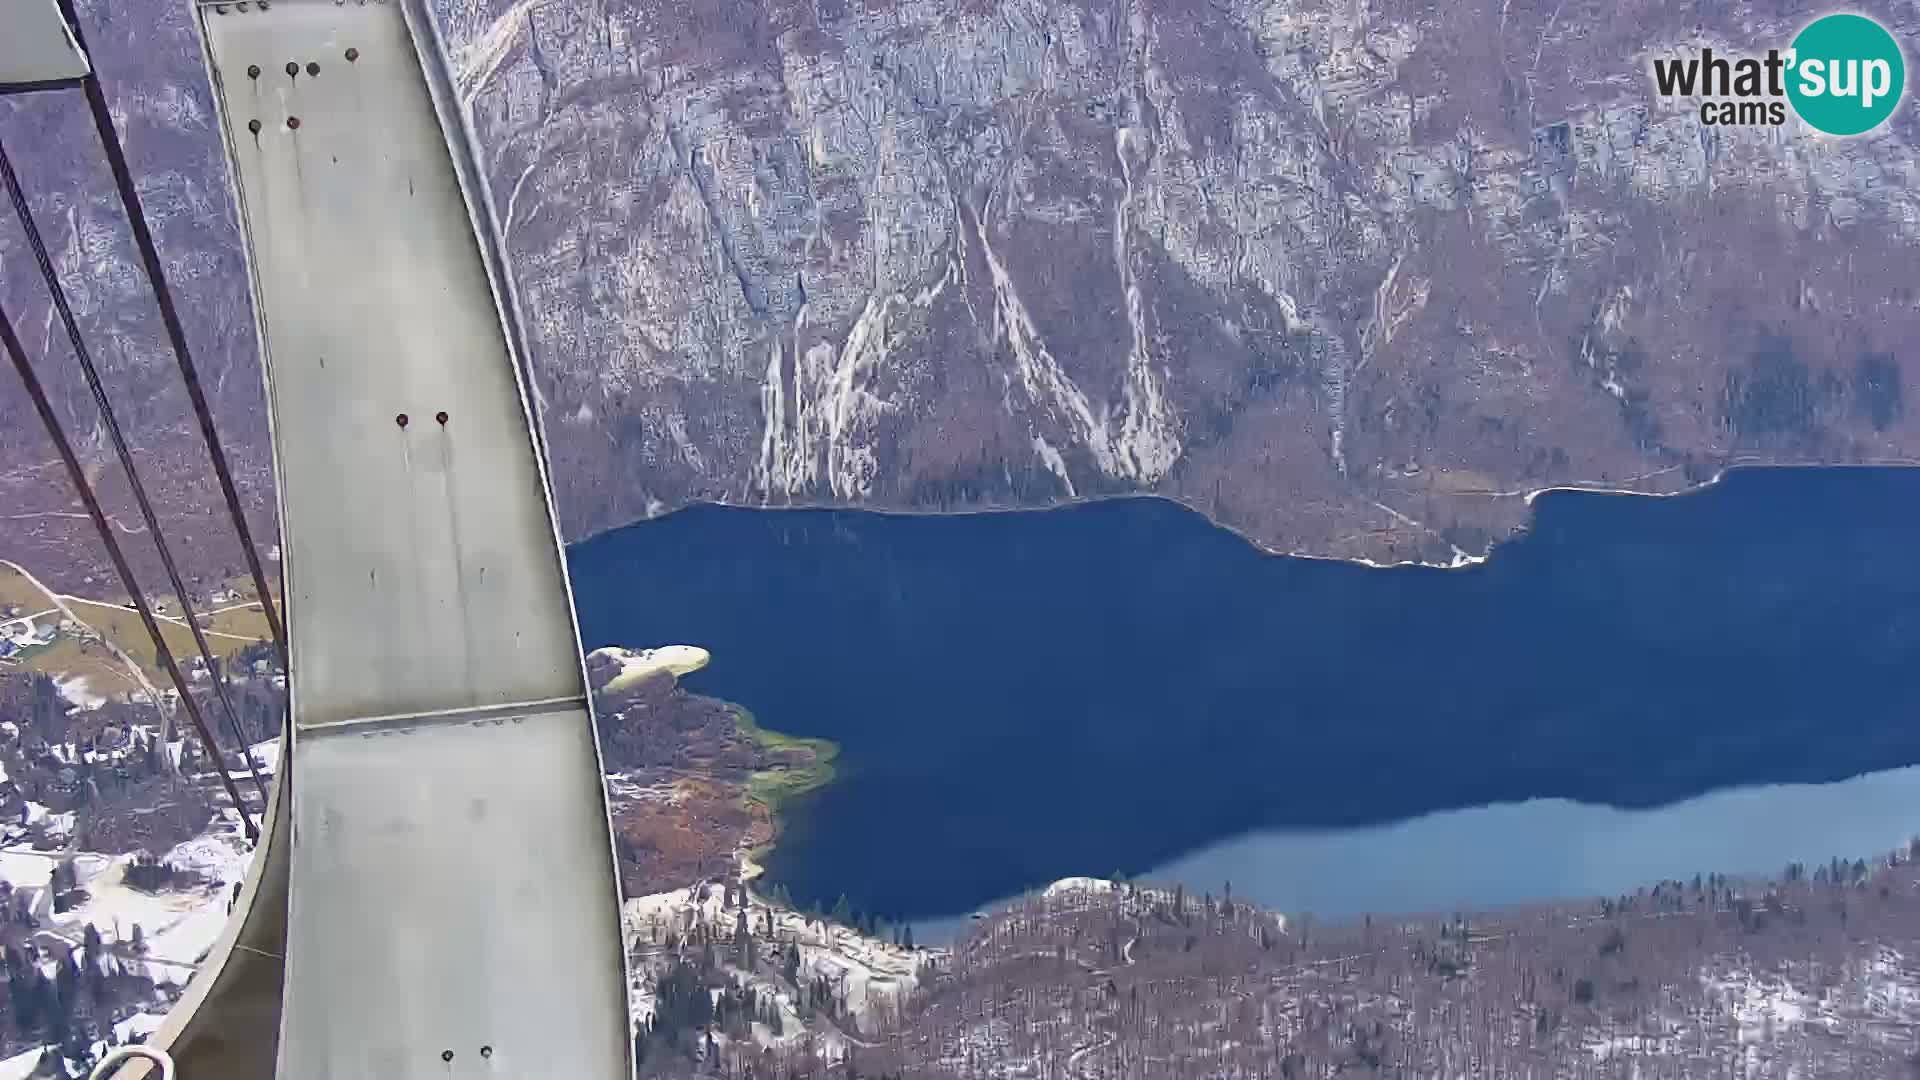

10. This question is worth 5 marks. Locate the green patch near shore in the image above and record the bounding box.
[734,705,840,814]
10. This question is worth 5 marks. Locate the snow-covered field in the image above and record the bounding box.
[626,881,937,1060]
[0,814,254,1078]
[0,1013,166,1080]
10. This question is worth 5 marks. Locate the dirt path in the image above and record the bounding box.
[0,558,172,743]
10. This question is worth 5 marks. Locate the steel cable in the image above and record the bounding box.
[54,0,287,670]
[0,139,265,831]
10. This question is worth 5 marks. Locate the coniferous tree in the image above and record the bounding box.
[49,963,74,1045]
[6,949,35,1031]
[82,924,106,1003]
[733,908,754,970]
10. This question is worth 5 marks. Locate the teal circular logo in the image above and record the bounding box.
[1787,13,1905,136]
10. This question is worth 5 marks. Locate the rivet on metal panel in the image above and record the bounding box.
[286,117,301,130]
[235,2,249,11]
[307,62,320,76]
[213,4,227,14]
[248,119,262,135]
[480,1046,493,1059]
[247,64,261,79]
[441,1050,454,1063]
[396,413,410,428]
[285,61,299,78]
[435,411,449,425]
[345,47,360,62]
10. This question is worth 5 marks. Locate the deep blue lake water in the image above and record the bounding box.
[567,467,1920,925]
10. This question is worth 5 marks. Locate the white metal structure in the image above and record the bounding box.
[0,0,89,86]
[94,1,635,1075]
[89,1045,176,1080]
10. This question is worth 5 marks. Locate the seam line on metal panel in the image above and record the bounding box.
[301,695,587,735]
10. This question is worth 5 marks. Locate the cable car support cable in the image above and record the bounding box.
[51,0,288,668]
[0,301,258,842]
[0,140,267,825]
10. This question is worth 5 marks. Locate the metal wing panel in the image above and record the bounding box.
[283,703,626,1077]
[201,0,581,727]
[0,0,90,86]
[194,1,631,1076]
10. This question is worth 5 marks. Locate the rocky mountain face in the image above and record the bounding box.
[4,0,1918,588]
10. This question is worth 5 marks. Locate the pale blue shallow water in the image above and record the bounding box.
[920,763,1920,942]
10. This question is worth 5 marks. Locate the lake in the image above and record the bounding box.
[914,766,1920,943]
[567,467,1920,926]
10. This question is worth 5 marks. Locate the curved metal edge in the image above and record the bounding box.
[395,2,637,1061]
[108,735,290,1079]
[99,6,307,1072]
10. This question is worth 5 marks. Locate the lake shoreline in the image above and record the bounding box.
[915,765,1920,941]
[575,459,1920,573]
[730,703,839,884]
[572,465,1920,922]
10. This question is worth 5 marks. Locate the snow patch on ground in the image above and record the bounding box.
[52,824,252,984]
[0,813,254,1075]
[247,738,280,777]
[1043,876,1117,898]
[52,675,107,711]
[591,645,711,693]
[0,849,54,892]
[626,881,940,1057]
[0,1011,173,1080]
[1700,968,1811,1043]
[0,1044,41,1080]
